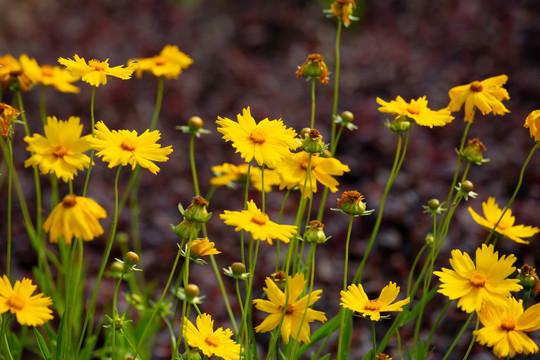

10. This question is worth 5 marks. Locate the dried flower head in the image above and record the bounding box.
[296,54,329,85]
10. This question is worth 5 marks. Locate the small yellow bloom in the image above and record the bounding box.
[130,45,193,79]
[220,200,297,245]
[58,54,133,87]
[183,313,241,360]
[20,54,80,93]
[217,107,299,168]
[0,103,20,138]
[524,110,540,142]
[210,163,280,192]
[90,121,173,174]
[340,282,410,321]
[43,194,107,244]
[468,197,540,244]
[376,96,454,128]
[448,75,510,122]
[253,273,327,344]
[434,244,522,313]
[0,54,32,90]
[189,238,221,257]
[0,275,53,326]
[474,297,540,358]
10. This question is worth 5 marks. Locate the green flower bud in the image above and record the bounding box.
[388,116,412,132]
[518,264,540,295]
[303,220,327,244]
[184,196,212,223]
[171,218,200,240]
[188,116,203,131]
[185,283,200,298]
[124,251,139,265]
[301,129,325,153]
[231,262,247,275]
[337,190,367,216]
[341,110,354,124]
[461,180,474,193]
[462,138,486,164]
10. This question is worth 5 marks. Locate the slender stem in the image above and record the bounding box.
[111,270,125,360]
[330,20,342,148]
[40,85,48,125]
[5,138,13,278]
[189,133,200,196]
[441,312,474,360]
[336,216,354,359]
[462,315,480,360]
[310,79,316,130]
[82,86,97,197]
[149,76,164,131]
[371,321,377,360]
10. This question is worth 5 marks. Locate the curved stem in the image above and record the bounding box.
[149,76,164,131]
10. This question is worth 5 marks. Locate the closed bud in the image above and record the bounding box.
[462,138,487,164]
[461,180,474,193]
[341,110,354,124]
[110,261,124,273]
[518,264,540,295]
[337,190,367,216]
[185,283,200,298]
[171,218,200,239]
[299,127,311,139]
[303,220,327,244]
[301,129,325,153]
[425,233,434,245]
[124,251,139,265]
[184,196,212,223]
[427,199,440,210]
[389,116,412,132]
[188,116,203,131]
[231,262,247,275]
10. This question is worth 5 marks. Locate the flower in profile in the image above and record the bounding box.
[468,197,540,244]
[0,275,53,326]
[90,121,173,174]
[330,0,357,27]
[336,190,374,216]
[58,54,133,87]
[19,54,80,93]
[43,194,107,244]
[448,75,510,122]
[524,110,540,142]
[277,152,350,198]
[433,244,522,313]
[474,297,540,358]
[296,54,329,85]
[0,103,20,138]
[189,238,221,257]
[220,200,297,245]
[183,313,241,360]
[340,282,410,321]
[216,107,299,168]
[210,163,280,192]
[0,54,32,91]
[376,96,454,128]
[130,45,193,79]
[253,273,327,344]
[24,116,92,182]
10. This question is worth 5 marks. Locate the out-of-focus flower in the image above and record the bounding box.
[189,238,221,257]
[434,244,522,313]
[24,116,92,182]
[336,190,373,216]
[448,75,510,122]
[217,107,299,169]
[253,273,326,344]
[210,163,280,192]
[0,54,32,90]
[0,103,20,138]
[524,110,540,142]
[377,96,454,128]
[130,45,193,79]
[43,194,107,244]
[90,121,173,174]
[330,0,357,27]
[20,55,79,93]
[468,197,540,245]
[58,54,133,87]
[296,54,329,85]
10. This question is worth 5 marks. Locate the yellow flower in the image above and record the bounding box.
[376,96,454,128]
[43,194,107,244]
[448,75,510,122]
[474,297,540,358]
[58,54,133,87]
[330,0,356,27]
[0,54,32,90]
[433,244,522,313]
[524,110,540,142]
[189,238,221,257]
[340,282,410,321]
[216,107,299,168]
[90,121,173,174]
[183,313,241,360]
[220,200,297,245]
[253,273,326,344]
[0,103,20,138]
[210,163,280,192]
[276,152,350,198]
[19,55,80,93]
[468,197,540,244]
[130,45,193,79]
[24,116,92,182]
[0,275,53,326]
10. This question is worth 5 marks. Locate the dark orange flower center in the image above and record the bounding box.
[251,213,268,226]
[204,334,220,347]
[278,303,296,314]
[470,81,483,92]
[88,59,107,71]
[406,103,422,115]
[153,56,167,66]
[500,316,516,331]
[7,294,26,311]
[301,159,316,171]
[52,144,68,158]
[364,299,382,311]
[41,65,55,77]
[62,194,78,208]
[121,139,137,152]
[249,128,266,145]
[469,272,487,287]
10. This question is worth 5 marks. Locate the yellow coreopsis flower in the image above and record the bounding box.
[330,0,356,27]
[448,75,510,122]
[0,275,53,326]
[434,244,522,313]
[376,96,454,128]
[524,110,540,142]
[220,200,297,245]
[43,194,107,244]
[58,54,133,87]
[340,282,410,321]
[216,107,299,168]
[183,313,241,360]
[253,273,327,344]
[0,54,32,90]
[276,152,350,198]
[24,116,92,182]
[130,45,193,79]
[90,121,173,174]
[189,238,221,257]
[474,297,540,358]
[210,163,280,192]
[0,103,20,138]
[468,197,539,244]
[20,54,80,93]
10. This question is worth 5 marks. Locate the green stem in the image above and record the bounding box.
[371,321,377,360]
[189,133,200,196]
[441,312,474,360]
[111,270,125,360]
[149,76,164,131]
[82,86,97,197]
[5,138,13,278]
[330,20,342,148]
[462,315,480,360]
[310,79,316,130]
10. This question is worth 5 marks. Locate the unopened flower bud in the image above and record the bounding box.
[188,116,203,130]
[124,251,139,265]
[425,233,434,245]
[182,350,202,360]
[301,129,325,153]
[296,54,329,85]
[110,261,124,273]
[299,127,311,139]
[271,271,287,291]
[428,199,440,210]
[462,138,487,164]
[303,220,327,244]
[184,196,212,223]
[231,262,247,275]
[389,116,412,132]
[337,190,367,216]
[341,110,354,124]
[461,180,474,193]
[518,264,540,295]
[114,317,124,330]
[185,283,200,298]
[172,218,200,239]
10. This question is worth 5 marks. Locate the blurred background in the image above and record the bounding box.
[2,0,540,358]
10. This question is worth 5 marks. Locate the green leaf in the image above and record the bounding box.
[33,328,53,360]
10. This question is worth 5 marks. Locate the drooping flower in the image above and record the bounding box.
[253,273,327,344]
[19,54,80,93]
[189,238,221,257]
[220,200,297,245]
[330,0,356,27]
[376,96,454,128]
[58,54,133,87]
[216,107,299,168]
[468,197,540,244]
[448,75,510,122]
[276,152,350,198]
[130,45,193,79]
[0,103,20,138]
[0,275,53,326]
[43,194,107,244]
[474,297,540,358]
[340,282,410,321]
[433,244,522,313]
[296,54,329,85]
[89,121,173,174]
[24,116,92,182]
[523,110,540,142]
[210,163,280,192]
[183,313,241,360]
